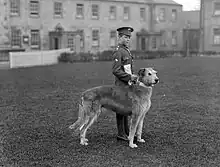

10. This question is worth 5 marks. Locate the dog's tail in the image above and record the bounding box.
[69,97,87,131]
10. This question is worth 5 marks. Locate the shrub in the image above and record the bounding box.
[59,50,213,63]
[58,52,95,63]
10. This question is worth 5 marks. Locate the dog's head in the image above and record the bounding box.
[138,67,159,87]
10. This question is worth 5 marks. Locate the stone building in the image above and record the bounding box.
[0,0,10,48]
[200,0,220,52]
[6,0,183,53]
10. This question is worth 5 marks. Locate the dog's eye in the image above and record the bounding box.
[148,73,151,76]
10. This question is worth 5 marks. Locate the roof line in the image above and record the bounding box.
[81,0,183,6]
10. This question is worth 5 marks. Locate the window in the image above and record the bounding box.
[214,2,220,15]
[79,30,84,48]
[110,31,117,47]
[92,4,99,19]
[31,30,40,49]
[160,31,166,46]
[140,8,146,21]
[152,36,157,49]
[213,28,220,45]
[76,4,84,19]
[54,2,63,17]
[10,0,20,16]
[123,6,130,20]
[109,6,116,20]
[11,27,21,47]
[171,9,177,22]
[158,8,165,21]
[67,34,74,50]
[92,30,99,46]
[172,31,177,46]
[29,0,39,16]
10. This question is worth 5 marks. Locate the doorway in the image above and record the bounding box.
[54,37,59,50]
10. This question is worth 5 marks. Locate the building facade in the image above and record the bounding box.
[5,0,183,53]
[151,1,183,51]
[0,0,10,48]
[201,0,220,52]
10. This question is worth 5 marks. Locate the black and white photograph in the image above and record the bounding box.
[0,0,219,166]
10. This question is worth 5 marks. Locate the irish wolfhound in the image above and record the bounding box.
[69,67,159,148]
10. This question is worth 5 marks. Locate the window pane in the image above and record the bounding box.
[31,30,40,48]
[30,1,39,15]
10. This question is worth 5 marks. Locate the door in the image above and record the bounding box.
[54,37,59,50]
[49,33,61,50]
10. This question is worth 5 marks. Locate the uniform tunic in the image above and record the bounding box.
[112,44,134,86]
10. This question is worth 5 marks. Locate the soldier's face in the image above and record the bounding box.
[119,35,131,47]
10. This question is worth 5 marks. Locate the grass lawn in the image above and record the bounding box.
[0,57,220,167]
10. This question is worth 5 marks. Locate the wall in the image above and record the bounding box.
[0,0,10,48]
[9,48,70,68]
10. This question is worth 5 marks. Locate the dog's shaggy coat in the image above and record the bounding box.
[69,67,159,148]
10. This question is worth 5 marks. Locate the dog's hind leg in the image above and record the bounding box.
[69,97,86,131]
[80,102,101,146]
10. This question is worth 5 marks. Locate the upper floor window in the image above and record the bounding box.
[109,6,116,20]
[214,2,220,15]
[92,4,99,19]
[76,4,84,19]
[140,7,146,21]
[158,8,165,21]
[123,6,130,20]
[10,0,20,16]
[171,9,177,22]
[54,2,63,17]
[29,0,40,17]
[213,28,220,45]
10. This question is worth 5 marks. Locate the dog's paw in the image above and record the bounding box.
[137,139,145,143]
[129,143,138,148]
[68,125,75,129]
[80,141,88,146]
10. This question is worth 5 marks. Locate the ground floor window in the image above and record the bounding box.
[152,36,157,49]
[11,27,21,48]
[213,28,220,45]
[110,30,117,47]
[92,29,99,47]
[31,29,40,49]
[67,33,74,50]
[171,31,177,46]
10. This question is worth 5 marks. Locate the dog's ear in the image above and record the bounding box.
[138,68,146,76]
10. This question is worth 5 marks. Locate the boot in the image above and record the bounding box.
[116,114,128,141]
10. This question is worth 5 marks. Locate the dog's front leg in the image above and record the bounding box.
[136,114,145,143]
[128,114,140,148]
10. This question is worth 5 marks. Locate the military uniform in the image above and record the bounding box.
[112,26,134,141]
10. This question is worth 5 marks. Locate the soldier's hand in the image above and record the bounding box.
[131,74,138,81]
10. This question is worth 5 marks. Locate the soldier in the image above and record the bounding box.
[112,26,138,141]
